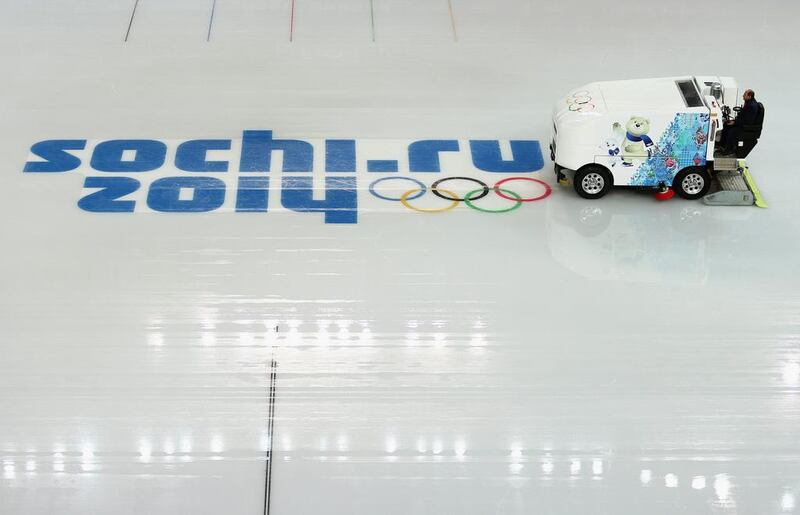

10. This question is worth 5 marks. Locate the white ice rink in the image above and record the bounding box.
[2,1,800,514]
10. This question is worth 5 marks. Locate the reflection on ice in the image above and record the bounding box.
[783,361,800,386]
[3,460,15,479]
[714,474,732,501]
[210,435,224,455]
[546,195,754,284]
[692,475,706,490]
[782,492,796,511]
[454,440,467,459]
[138,440,152,463]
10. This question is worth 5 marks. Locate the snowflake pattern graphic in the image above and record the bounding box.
[630,113,710,186]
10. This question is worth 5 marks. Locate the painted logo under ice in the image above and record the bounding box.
[23,130,549,224]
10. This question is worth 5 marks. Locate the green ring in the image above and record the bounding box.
[464,187,523,213]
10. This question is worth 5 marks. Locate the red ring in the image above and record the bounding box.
[493,177,552,202]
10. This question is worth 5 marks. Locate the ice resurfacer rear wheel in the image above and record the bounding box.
[673,167,711,200]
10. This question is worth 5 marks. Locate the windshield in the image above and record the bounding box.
[676,79,703,108]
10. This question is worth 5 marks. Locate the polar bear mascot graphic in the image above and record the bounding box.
[614,116,654,166]
[601,137,624,168]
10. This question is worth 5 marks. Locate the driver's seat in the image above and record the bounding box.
[735,102,765,158]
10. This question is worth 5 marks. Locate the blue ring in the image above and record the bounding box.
[369,177,427,201]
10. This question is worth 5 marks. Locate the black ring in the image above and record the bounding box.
[431,176,490,202]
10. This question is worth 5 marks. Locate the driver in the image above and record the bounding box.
[720,89,759,154]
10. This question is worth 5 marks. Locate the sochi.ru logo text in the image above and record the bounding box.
[23,130,547,224]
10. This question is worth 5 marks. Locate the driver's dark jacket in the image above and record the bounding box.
[735,98,760,126]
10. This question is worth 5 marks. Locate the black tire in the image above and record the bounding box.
[573,165,613,199]
[672,167,711,200]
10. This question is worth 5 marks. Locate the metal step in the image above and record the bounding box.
[703,171,755,206]
[713,156,740,171]
[718,172,749,191]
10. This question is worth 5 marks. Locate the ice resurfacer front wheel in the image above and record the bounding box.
[574,165,612,199]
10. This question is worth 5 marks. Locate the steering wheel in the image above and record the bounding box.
[733,106,742,113]
[721,105,732,124]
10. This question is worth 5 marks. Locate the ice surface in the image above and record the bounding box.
[1,1,800,514]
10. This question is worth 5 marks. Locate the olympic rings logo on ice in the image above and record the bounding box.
[368,176,552,213]
[566,90,595,113]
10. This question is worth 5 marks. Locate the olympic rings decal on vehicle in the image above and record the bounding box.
[368,176,551,214]
[566,90,596,112]
[569,102,595,112]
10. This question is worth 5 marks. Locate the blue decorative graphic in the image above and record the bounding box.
[630,113,709,186]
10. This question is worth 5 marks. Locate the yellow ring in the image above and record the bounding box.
[400,188,460,213]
